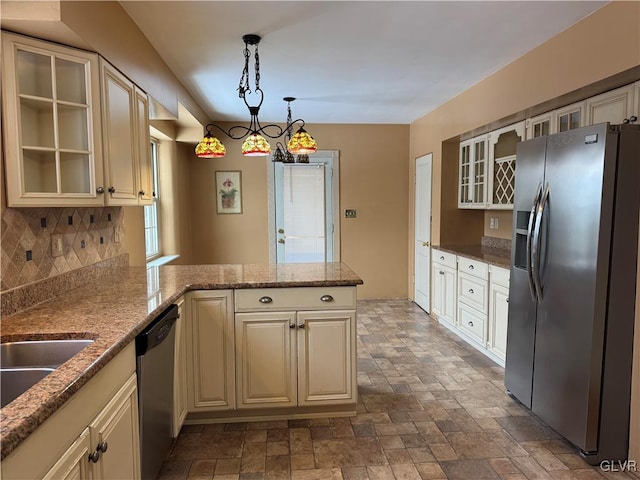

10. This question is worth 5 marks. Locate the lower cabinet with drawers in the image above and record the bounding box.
[431,249,510,366]
[182,286,358,424]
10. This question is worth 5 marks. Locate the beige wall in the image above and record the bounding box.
[187,123,410,299]
[408,1,640,292]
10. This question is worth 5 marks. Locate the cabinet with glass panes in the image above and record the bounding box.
[488,122,524,210]
[1,32,104,206]
[458,134,488,209]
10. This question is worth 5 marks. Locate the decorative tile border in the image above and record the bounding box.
[1,253,129,318]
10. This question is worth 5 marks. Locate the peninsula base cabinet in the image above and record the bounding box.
[172,296,188,437]
[1,344,140,480]
[430,252,510,367]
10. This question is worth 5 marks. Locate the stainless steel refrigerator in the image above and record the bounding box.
[505,123,640,465]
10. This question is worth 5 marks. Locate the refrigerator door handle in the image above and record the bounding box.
[532,183,550,301]
[526,183,543,302]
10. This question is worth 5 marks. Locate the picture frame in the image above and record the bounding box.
[215,171,243,214]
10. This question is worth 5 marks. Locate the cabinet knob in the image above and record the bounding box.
[440,256,445,260]
[259,296,273,304]
[468,265,474,270]
[139,190,146,196]
[439,271,444,275]
[468,321,474,327]
[278,228,285,234]
[278,238,285,244]
[289,323,296,329]
[96,186,105,194]
[320,295,334,302]
[468,288,474,294]
[88,450,101,463]
[422,241,430,247]
[97,441,108,453]
[298,323,305,329]
[506,298,509,303]
[108,186,116,194]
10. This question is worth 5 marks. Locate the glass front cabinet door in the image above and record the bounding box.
[458,135,488,209]
[488,122,524,210]
[1,32,104,206]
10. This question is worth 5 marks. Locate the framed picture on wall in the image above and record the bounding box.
[215,171,242,214]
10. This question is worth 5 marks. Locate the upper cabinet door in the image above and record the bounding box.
[458,135,488,209]
[554,101,586,133]
[101,60,139,205]
[134,87,153,205]
[1,32,105,206]
[458,139,473,208]
[526,112,555,140]
[586,84,635,126]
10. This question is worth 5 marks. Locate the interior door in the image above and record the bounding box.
[414,154,432,312]
[273,153,338,263]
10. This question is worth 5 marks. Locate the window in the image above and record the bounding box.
[144,139,160,260]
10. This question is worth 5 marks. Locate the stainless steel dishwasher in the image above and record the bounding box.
[135,304,178,480]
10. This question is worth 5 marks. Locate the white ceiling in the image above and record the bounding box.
[121,1,607,125]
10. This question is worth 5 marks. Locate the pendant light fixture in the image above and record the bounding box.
[195,34,318,158]
[273,97,316,163]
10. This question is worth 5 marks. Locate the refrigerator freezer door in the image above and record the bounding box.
[505,136,546,408]
[530,123,614,453]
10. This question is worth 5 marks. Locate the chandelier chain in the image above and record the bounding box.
[238,42,251,98]
[254,43,260,91]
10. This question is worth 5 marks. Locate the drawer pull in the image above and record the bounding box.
[298,323,306,329]
[439,271,444,275]
[320,294,334,302]
[290,323,296,329]
[440,256,445,260]
[506,298,509,303]
[468,321,474,327]
[468,265,475,270]
[259,296,273,304]
[468,288,474,294]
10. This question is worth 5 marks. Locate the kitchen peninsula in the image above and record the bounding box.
[0,261,362,478]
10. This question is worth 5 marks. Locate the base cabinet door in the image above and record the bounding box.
[172,297,187,436]
[440,266,457,327]
[186,290,235,411]
[235,312,297,408]
[297,310,356,406]
[488,282,510,361]
[43,429,92,480]
[88,374,140,480]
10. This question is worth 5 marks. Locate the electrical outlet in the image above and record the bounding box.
[345,209,357,218]
[494,217,499,229]
[51,234,63,257]
[489,218,495,229]
[114,226,122,243]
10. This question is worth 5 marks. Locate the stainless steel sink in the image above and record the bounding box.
[1,368,55,408]
[1,339,94,369]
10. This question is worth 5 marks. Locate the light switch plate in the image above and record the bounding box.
[51,234,63,257]
[345,209,357,218]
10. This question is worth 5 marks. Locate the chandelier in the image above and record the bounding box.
[195,34,318,158]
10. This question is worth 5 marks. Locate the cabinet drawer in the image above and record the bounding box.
[458,303,486,345]
[432,249,456,269]
[489,265,510,288]
[235,287,356,312]
[457,256,488,280]
[458,272,488,314]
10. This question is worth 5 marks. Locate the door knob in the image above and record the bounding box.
[278,238,285,244]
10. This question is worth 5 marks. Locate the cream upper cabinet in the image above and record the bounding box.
[431,249,457,328]
[586,83,636,125]
[100,59,152,206]
[1,32,105,207]
[526,111,555,140]
[487,265,510,365]
[488,122,524,210]
[185,290,235,411]
[234,287,357,409]
[554,100,586,133]
[172,297,187,437]
[458,134,489,209]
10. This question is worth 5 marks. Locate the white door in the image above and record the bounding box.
[414,154,432,312]
[270,152,340,263]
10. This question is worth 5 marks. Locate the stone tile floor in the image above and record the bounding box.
[158,299,639,480]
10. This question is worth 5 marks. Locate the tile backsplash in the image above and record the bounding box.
[1,206,126,292]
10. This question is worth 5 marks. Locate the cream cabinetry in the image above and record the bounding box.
[458,135,489,208]
[488,265,510,365]
[526,111,555,139]
[586,83,637,125]
[488,122,524,210]
[234,287,357,409]
[431,249,457,328]
[185,290,235,412]
[456,257,489,347]
[100,60,152,206]
[172,297,187,436]
[1,31,105,207]
[554,100,586,133]
[2,344,140,480]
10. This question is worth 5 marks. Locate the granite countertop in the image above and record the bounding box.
[0,262,363,459]
[434,244,511,269]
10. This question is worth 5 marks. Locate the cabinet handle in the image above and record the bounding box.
[468,288,474,294]
[506,298,509,303]
[88,450,101,463]
[108,186,116,194]
[468,321,474,327]
[440,256,445,260]
[320,295,334,302]
[289,323,296,329]
[439,271,444,275]
[139,190,146,196]
[96,187,105,194]
[468,265,474,270]
[298,323,305,329]
[259,296,273,304]
[97,441,108,453]
[422,241,430,247]
[278,238,285,244]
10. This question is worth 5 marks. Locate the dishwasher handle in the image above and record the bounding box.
[136,304,178,355]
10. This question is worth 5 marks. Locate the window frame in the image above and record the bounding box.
[144,138,161,261]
